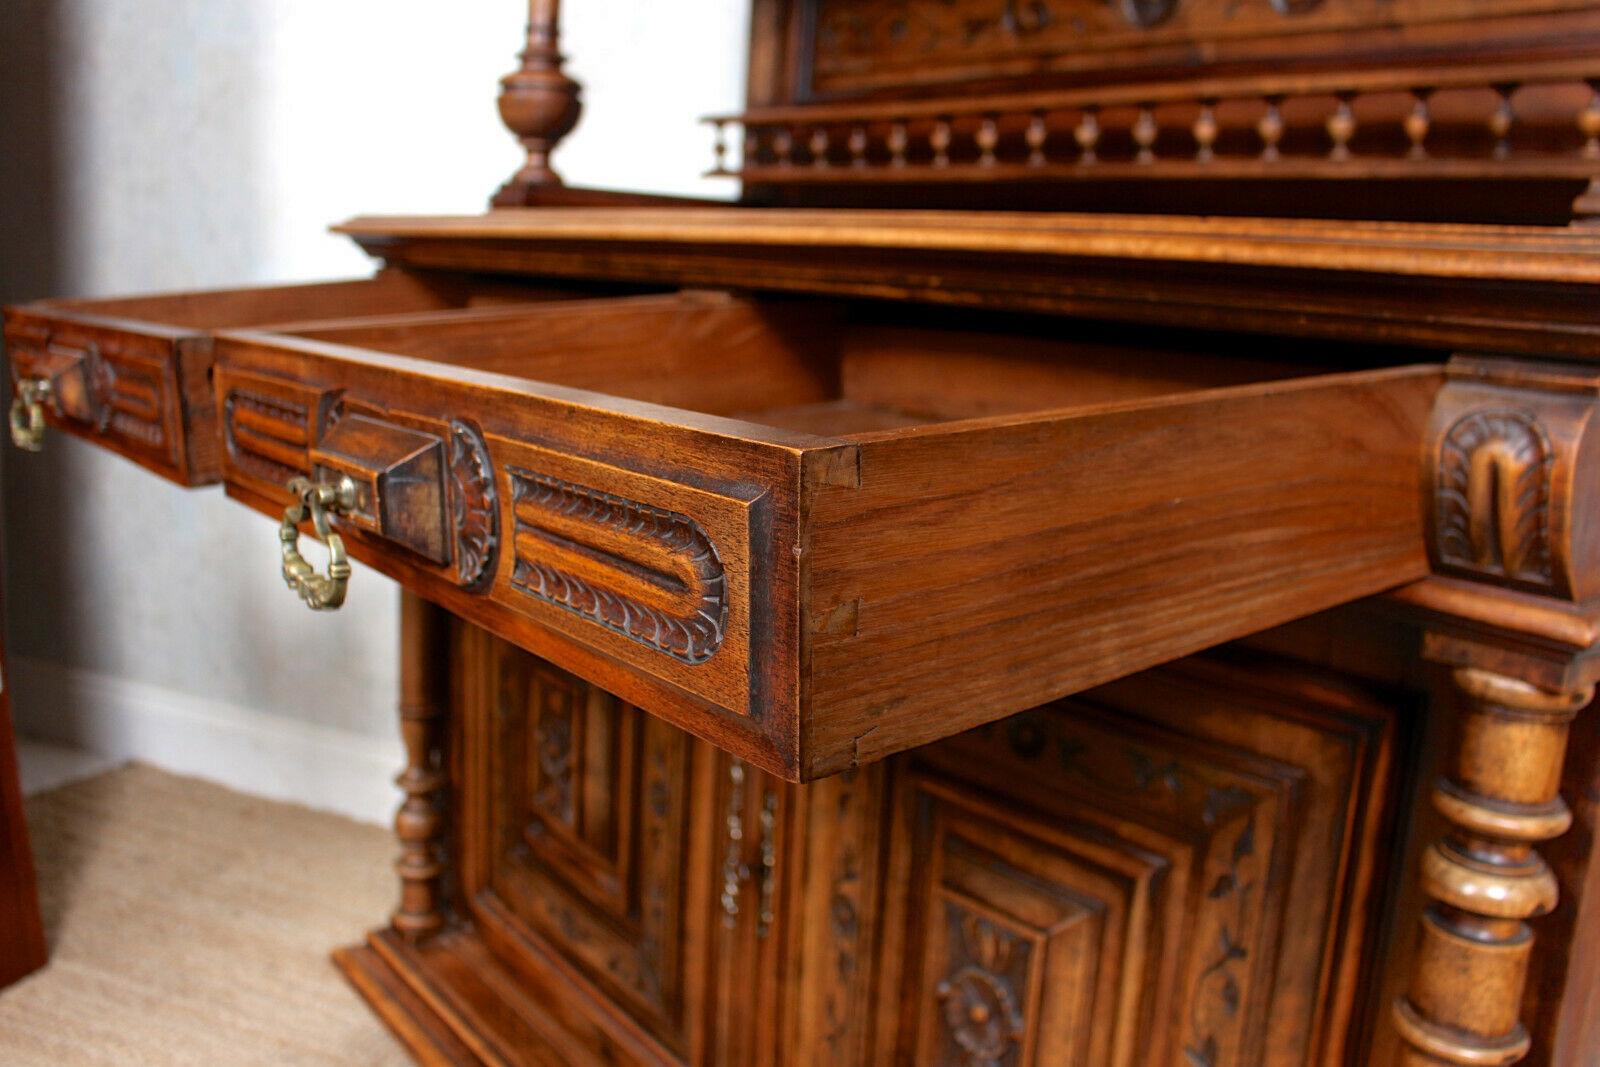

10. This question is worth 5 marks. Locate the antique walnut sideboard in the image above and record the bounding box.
[8,2,1600,1064]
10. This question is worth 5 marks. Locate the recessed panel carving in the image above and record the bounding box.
[461,642,713,1056]
[508,467,728,665]
[223,387,312,487]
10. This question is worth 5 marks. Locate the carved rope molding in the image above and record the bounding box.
[507,468,728,665]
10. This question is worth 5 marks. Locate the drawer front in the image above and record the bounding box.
[3,308,216,485]
[214,334,816,773]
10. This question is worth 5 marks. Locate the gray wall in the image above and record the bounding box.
[1,1,747,814]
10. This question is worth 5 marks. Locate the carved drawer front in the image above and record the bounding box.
[867,656,1401,1067]
[2,270,583,485]
[212,292,1438,783]
[452,628,757,1065]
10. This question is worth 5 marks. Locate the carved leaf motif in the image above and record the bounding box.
[448,419,499,591]
[533,691,575,825]
[1435,409,1555,590]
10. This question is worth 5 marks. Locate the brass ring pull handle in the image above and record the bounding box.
[280,475,358,611]
[9,378,50,452]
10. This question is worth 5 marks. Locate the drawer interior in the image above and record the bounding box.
[37,269,619,333]
[281,291,1393,439]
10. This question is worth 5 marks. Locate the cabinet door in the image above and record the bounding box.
[869,655,1403,1067]
[452,624,754,1065]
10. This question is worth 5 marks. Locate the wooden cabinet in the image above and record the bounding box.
[10,1,1600,1063]
[348,616,1411,1067]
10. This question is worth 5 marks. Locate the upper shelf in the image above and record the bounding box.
[699,2,1600,220]
[335,207,1600,357]
[707,58,1600,218]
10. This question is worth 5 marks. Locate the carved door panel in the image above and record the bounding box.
[454,625,751,1064]
[870,654,1402,1067]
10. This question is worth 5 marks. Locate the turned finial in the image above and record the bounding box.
[491,0,582,207]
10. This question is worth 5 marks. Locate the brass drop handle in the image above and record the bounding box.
[280,475,358,611]
[9,378,50,452]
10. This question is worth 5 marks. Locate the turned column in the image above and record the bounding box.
[1393,353,1600,1063]
[393,589,451,941]
[491,0,582,206]
[1393,666,1591,1065]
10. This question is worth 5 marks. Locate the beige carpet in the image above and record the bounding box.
[0,763,410,1065]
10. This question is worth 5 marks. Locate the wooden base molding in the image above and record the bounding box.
[1393,667,1593,1067]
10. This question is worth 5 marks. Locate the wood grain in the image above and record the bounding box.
[801,365,1440,776]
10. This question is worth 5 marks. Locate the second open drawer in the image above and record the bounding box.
[2,270,598,484]
[213,290,1441,780]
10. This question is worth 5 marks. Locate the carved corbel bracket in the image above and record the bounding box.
[1426,355,1600,603]
[1390,354,1600,1065]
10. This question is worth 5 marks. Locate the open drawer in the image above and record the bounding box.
[1,270,598,485]
[213,291,1442,780]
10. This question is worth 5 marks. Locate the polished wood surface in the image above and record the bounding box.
[1,270,587,486]
[339,622,1412,1066]
[336,208,1600,359]
[196,291,1440,780]
[730,0,1600,220]
[10,1,1600,1063]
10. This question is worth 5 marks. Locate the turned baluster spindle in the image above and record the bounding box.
[1193,100,1219,163]
[1491,84,1517,161]
[1258,96,1285,161]
[491,0,582,204]
[712,120,729,174]
[393,591,451,941]
[931,118,953,168]
[1327,92,1357,162]
[809,127,830,169]
[1075,108,1101,165]
[1026,111,1048,166]
[1579,80,1600,160]
[1392,668,1592,1067]
[848,125,868,168]
[888,121,909,168]
[1133,104,1158,164]
[773,128,794,168]
[977,115,999,167]
[1406,89,1433,160]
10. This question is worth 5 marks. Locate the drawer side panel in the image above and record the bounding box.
[801,366,1441,777]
